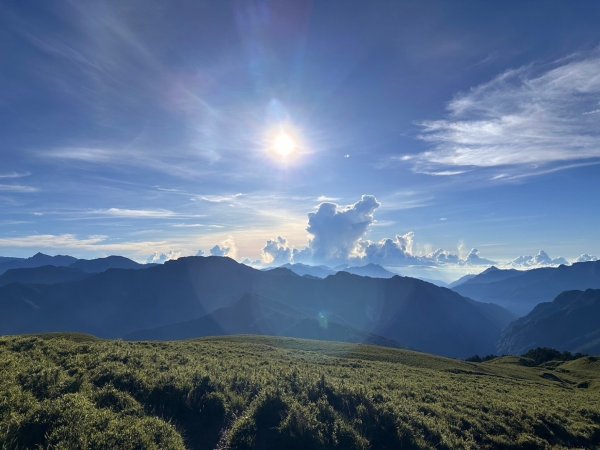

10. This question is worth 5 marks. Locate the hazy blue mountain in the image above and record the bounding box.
[280,262,396,279]
[69,255,150,273]
[0,265,90,286]
[0,253,152,276]
[417,277,449,287]
[448,274,477,288]
[498,289,600,355]
[340,263,397,278]
[452,261,600,315]
[459,266,523,285]
[278,263,335,278]
[0,253,78,274]
[126,293,398,347]
[0,257,19,264]
[0,256,512,358]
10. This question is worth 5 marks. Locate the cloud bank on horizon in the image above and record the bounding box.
[259,195,596,271]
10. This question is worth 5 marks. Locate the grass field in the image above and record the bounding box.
[1,334,599,449]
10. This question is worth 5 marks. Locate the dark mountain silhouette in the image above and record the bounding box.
[452,261,600,315]
[125,293,398,347]
[0,256,513,358]
[0,252,78,274]
[498,289,600,355]
[0,265,90,286]
[69,255,150,273]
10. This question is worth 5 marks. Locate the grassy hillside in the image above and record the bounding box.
[1,334,599,449]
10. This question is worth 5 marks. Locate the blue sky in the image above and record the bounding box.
[1,1,599,278]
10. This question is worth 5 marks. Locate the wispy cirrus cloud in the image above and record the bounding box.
[95,208,179,219]
[0,184,39,193]
[412,52,600,178]
[0,171,30,179]
[43,147,118,163]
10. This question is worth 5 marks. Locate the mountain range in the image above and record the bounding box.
[498,289,600,355]
[0,253,152,275]
[0,255,513,358]
[1,253,600,357]
[277,262,397,279]
[451,261,600,315]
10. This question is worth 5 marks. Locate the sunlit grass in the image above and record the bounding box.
[0,334,598,449]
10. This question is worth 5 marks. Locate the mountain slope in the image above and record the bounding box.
[452,261,600,315]
[125,293,398,347]
[0,265,89,287]
[498,289,600,355]
[0,256,513,358]
[449,273,477,288]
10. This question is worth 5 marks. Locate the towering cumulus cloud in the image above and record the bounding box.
[356,232,419,265]
[262,237,292,265]
[260,195,501,268]
[306,195,380,264]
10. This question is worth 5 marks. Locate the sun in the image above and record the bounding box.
[273,131,296,158]
[267,127,303,164]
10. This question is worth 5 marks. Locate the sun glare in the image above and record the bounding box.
[267,127,302,164]
[273,132,295,157]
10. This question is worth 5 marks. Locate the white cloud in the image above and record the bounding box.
[461,248,496,266]
[574,253,598,263]
[507,250,568,268]
[93,208,205,220]
[427,248,460,265]
[355,232,421,265]
[197,193,244,204]
[0,184,39,193]
[0,234,107,249]
[97,208,178,218]
[147,250,182,264]
[0,171,30,179]
[44,147,118,163]
[306,195,380,264]
[259,195,498,269]
[262,236,293,265]
[210,238,237,258]
[414,53,600,177]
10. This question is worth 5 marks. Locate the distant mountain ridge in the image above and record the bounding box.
[0,253,153,276]
[0,255,513,358]
[277,262,397,279]
[498,289,600,355]
[0,253,78,274]
[452,261,600,315]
